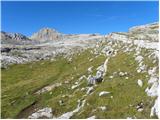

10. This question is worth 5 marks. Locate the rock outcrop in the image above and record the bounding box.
[30,28,62,41]
[129,22,159,42]
[106,22,159,42]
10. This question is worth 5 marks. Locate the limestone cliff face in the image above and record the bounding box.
[30,28,62,41]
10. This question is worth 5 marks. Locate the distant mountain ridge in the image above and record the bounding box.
[0,31,31,44]
[0,22,159,44]
[0,31,30,40]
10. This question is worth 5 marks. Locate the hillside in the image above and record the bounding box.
[1,22,159,119]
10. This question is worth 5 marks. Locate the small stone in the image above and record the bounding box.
[28,107,53,119]
[86,87,94,95]
[71,84,79,90]
[87,115,96,119]
[137,79,143,87]
[119,72,125,77]
[99,91,110,97]
[62,95,66,98]
[87,75,96,85]
[75,81,78,85]
[99,106,106,111]
[135,56,143,63]
[137,69,141,73]
[88,66,93,73]
[137,108,143,112]
[124,72,128,75]
[89,58,93,62]
[136,102,144,112]
[81,88,85,91]
[59,100,64,106]
[125,77,129,79]
[126,117,132,119]
[109,76,113,79]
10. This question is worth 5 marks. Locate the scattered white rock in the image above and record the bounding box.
[109,76,113,79]
[137,79,143,87]
[35,83,62,94]
[137,108,143,112]
[102,46,114,56]
[81,87,85,91]
[119,72,125,77]
[124,72,128,75]
[145,82,158,97]
[136,102,144,112]
[125,77,129,80]
[87,115,96,119]
[71,84,79,90]
[150,98,159,117]
[79,75,86,81]
[103,58,109,76]
[87,75,96,85]
[68,58,72,62]
[134,40,159,50]
[59,100,64,106]
[152,59,157,64]
[99,91,110,97]
[148,76,158,84]
[135,55,143,63]
[75,81,79,85]
[98,106,106,111]
[57,100,86,119]
[88,66,93,73]
[96,71,103,80]
[126,117,133,119]
[86,87,94,95]
[89,58,93,62]
[28,107,53,119]
[148,67,157,76]
[137,69,141,73]
[96,65,105,73]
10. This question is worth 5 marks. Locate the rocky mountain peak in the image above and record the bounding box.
[38,27,58,34]
[30,27,62,41]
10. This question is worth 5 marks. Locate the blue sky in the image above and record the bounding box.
[1,1,158,36]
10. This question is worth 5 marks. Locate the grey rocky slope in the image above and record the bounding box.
[1,34,103,68]
[107,22,159,42]
[129,22,159,42]
[1,22,159,68]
